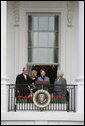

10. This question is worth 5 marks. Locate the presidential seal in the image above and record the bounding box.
[33,90,51,108]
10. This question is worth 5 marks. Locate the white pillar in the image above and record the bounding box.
[78,1,84,80]
[1,1,8,112]
[76,1,84,113]
[1,1,8,83]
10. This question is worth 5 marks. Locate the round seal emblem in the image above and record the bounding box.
[33,90,51,108]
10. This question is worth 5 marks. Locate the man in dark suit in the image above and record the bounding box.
[16,67,32,96]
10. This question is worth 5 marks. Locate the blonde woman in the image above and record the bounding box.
[30,70,37,83]
[30,70,38,93]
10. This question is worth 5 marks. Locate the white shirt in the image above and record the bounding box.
[57,78,60,82]
[23,74,27,80]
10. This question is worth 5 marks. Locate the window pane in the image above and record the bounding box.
[39,32,48,47]
[28,48,32,62]
[55,32,58,47]
[48,48,54,62]
[28,16,38,30]
[32,16,38,30]
[28,32,38,47]
[55,16,59,31]
[39,17,48,30]
[33,32,38,46]
[28,16,32,30]
[38,48,49,62]
[48,48,58,63]
[32,48,39,62]
[49,16,54,31]
[49,32,55,46]
[54,48,58,62]
[28,48,58,63]
[28,32,33,47]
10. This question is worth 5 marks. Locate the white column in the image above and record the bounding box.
[14,1,20,81]
[78,1,84,80]
[1,1,8,83]
[1,1,8,112]
[76,1,84,113]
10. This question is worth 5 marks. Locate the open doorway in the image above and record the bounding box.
[28,65,57,83]
[28,65,57,93]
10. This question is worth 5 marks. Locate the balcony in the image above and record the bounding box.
[8,84,77,112]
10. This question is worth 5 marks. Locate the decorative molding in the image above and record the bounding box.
[1,1,7,8]
[13,1,20,27]
[75,76,84,85]
[67,1,74,27]
[1,76,9,84]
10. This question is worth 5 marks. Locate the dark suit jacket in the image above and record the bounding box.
[16,73,31,89]
[54,77,67,95]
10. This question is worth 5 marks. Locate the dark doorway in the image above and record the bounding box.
[28,65,57,93]
[31,65,57,84]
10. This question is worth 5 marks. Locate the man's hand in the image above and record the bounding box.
[28,85,31,89]
[33,86,36,89]
[17,90,19,93]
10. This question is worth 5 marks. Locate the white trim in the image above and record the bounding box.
[75,76,84,84]
[1,76,9,84]
[1,76,9,81]
[27,62,60,66]
[27,13,60,65]
[27,12,61,16]
[1,112,84,121]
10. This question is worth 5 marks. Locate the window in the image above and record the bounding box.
[27,14,59,83]
[28,15,59,64]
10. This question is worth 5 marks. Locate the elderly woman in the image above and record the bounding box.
[54,70,67,96]
[54,70,69,111]
[54,70,66,85]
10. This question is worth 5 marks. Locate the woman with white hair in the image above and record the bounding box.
[54,70,66,85]
[54,71,69,100]
[54,70,69,111]
[54,70,67,97]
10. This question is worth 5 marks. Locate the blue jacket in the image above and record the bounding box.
[37,76,50,81]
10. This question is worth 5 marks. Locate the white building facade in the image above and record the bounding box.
[1,1,84,125]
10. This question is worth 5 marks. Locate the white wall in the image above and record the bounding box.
[1,112,84,125]
[7,1,16,83]
[7,1,20,83]
[1,120,84,125]
[65,2,79,84]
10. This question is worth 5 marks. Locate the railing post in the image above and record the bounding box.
[67,101,69,112]
[14,85,16,112]
[8,85,10,111]
[66,87,69,112]
[74,85,76,112]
